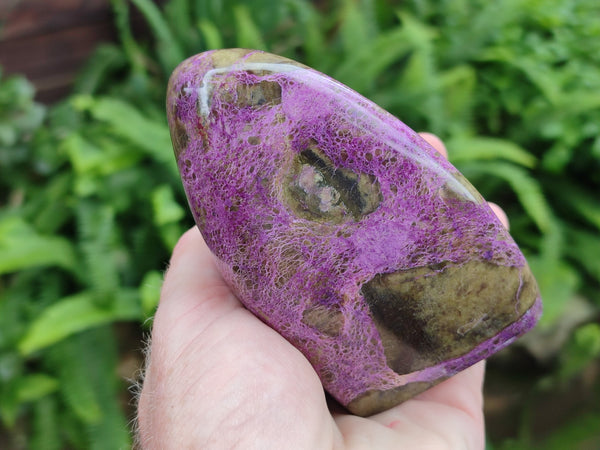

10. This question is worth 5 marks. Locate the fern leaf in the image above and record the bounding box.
[338,0,373,55]
[233,5,267,50]
[131,0,185,72]
[448,136,538,168]
[30,397,61,450]
[459,161,553,234]
[76,96,176,176]
[15,373,59,403]
[284,0,326,69]
[198,19,224,50]
[47,337,102,424]
[74,45,127,95]
[18,289,141,355]
[528,254,579,327]
[139,270,163,318]
[0,216,76,275]
[334,26,413,94]
[109,0,147,73]
[164,0,196,50]
[566,227,600,283]
[70,328,131,449]
[76,202,120,299]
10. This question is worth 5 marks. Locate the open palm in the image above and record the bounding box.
[137,135,496,449]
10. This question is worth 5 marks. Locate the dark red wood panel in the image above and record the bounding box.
[0,0,117,102]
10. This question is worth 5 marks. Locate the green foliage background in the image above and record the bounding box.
[1,0,599,448]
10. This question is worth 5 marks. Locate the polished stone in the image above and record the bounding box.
[167,49,542,416]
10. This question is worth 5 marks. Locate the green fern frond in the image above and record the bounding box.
[460,161,553,234]
[233,4,267,50]
[30,396,61,450]
[131,0,186,73]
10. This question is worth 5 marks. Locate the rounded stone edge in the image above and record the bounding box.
[346,295,542,416]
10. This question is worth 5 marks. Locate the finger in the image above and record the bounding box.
[488,202,509,230]
[160,226,236,313]
[419,132,448,159]
[139,228,336,448]
[155,227,241,330]
[147,227,246,367]
[138,227,246,446]
[410,360,485,425]
[338,361,485,449]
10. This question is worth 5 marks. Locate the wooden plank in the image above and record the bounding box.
[1,0,112,40]
[0,0,168,103]
[0,0,116,102]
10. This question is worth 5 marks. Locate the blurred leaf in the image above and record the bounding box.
[338,0,373,56]
[27,173,74,234]
[442,0,527,63]
[520,295,596,365]
[15,373,59,403]
[528,255,579,328]
[0,352,20,382]
[74,45,127,95]
[479,46,561,104]
[460,162,553,234]
[109,0,146,73]
[48,337,103,425]
[18,289,141,356]
[334,26,413,94]
[438,65,476,129]
[524,221,575,329]
[30,397,61,450]
[139,270,163,318]
[63,133,105,175]
[550,183,600,232]
[0,365,58,428]
[152,184,185,226]
[233,4,267,50]
[448,136,537,168]
[539,411,600,450]
[198,19,224,50]
[565,227,600,283]
[284,0,325,68]
[0,73,45,154]
[0,75,35,107]
[76,203,121,300]
[49,329,132,449]
[553,90,600,117]
[0,380,20,427]
[396,12,444,131]
[74,96,177,175]
[0,216,76,274]
[396,12,437,93]
[164,0,195,49]
[558,323,600,381]
[131,0,185,72]
[62,132,142,178]
[152,184,186,248]
[541,142,573,173]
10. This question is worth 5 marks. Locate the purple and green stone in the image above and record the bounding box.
[166,49,542,416]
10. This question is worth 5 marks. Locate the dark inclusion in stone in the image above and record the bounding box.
[170,118,189,158]
[361,261,539,375]
[236,79,282,108]
[167,49,542,417]
[284,140,382,223]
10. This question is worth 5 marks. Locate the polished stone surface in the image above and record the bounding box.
[167,49,542,416]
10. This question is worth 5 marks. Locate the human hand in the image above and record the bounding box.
[137,134,507,449]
